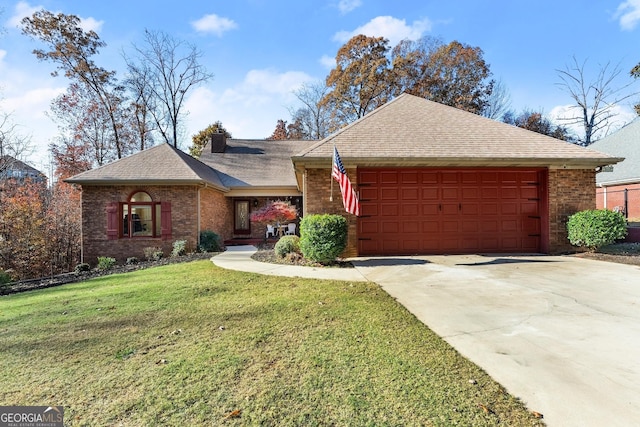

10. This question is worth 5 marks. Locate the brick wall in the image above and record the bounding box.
[596,183,640,220]
[81,185,215,264]
[547,168,597,253]
[303,168,359,257]
[199,187,234,241]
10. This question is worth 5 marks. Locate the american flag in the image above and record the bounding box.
[332,146,360,216]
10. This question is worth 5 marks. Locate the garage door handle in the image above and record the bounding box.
[459,203,462,211]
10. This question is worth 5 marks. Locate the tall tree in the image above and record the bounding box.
[629,61,640,115]
[482,79,511,120]
[321,35,394,128]
[266,119,289,140]
[123,62,155,151]
[503,109,575,141]
[189,121,231,158]
[21,10,129,158]
[557,56,637,146]
[398,39,494,114]
[49,82,126,169]
[289,81,335,139]
[125,30,213,148]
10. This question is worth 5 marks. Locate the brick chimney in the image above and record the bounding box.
[210,130,227,153]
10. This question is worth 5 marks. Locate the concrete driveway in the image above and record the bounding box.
[351,254,640,427]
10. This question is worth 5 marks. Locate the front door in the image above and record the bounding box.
[234,200,251,235]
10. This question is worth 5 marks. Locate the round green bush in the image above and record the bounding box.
[199,230,222,252]
[567,209,627,250]
[275,235,300,258]
[299,214,348,264]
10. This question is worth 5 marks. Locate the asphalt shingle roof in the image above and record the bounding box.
[590,119,639,185]
[199,139,316,188]
[65,143,226,189]
[294,93,621,168]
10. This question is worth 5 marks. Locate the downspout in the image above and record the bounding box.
[197,185,203,248]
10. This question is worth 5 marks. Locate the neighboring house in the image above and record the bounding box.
[0,155,47,184]
[590,119,640,219]
[66,93,620,264]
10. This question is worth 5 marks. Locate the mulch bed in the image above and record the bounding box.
[1,253,215,296]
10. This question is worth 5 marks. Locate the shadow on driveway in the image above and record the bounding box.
[351,258,430,267]
[456,257,559,266]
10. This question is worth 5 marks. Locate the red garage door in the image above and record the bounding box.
[358,168,545,255]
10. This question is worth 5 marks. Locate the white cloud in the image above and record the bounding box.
[549,103,637,141]
[337,0,362,14]
[8,2,103,33]
[333,16,431,46]
[8,1,42,27]
[319,54,335,69]
[184,69,314,139]
[191,14,238,36]
[616,0,640,30]
[79,17,104,33]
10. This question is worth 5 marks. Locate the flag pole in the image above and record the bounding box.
[329,146,334,201]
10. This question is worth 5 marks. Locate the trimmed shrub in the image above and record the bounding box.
[171,240,187,257]
[126,257,139,265]
[567,209,627,251]
[199,230,222,252]
[144,247,164,261]
[0,270,13,285]
[275,235,300,258]
[74,263,91,273]
[97,256,117,270]
[299,214,348,264]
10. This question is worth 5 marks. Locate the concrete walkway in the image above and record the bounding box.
[212,246,640,426]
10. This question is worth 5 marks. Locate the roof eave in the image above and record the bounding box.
[291,156,624,169]
[63,178,229,192]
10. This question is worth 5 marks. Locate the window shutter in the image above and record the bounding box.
[106,202,119,240]
[161,201,172,240]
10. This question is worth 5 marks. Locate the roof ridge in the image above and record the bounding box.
[295,94,410,157]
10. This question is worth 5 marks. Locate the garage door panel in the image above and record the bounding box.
[360,220,379,234]
[358,168,544,255]
[380,172,399,184]
[381,188,399,200]
[401,203,419,216]
[481,187,499,199]
[422,221,439,233]
[422,188,439,200]
[442,188,459,199]
[401,188,419,200]
[359,171,379,185]
[360,187,378,200]
[400,171,419,184]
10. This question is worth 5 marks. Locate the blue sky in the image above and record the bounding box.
[2,0,640,170]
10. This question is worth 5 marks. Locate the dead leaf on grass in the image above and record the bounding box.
[224,409,241,419]
[478,403,495,415]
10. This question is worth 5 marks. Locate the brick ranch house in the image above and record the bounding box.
[66,93,621,264]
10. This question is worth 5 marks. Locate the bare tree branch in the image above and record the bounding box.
[556,56,638,145]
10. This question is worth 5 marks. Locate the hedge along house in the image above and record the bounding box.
[292,93,622,257]
[66,136,315,265]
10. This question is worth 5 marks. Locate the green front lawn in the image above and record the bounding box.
[0,261,543,426]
